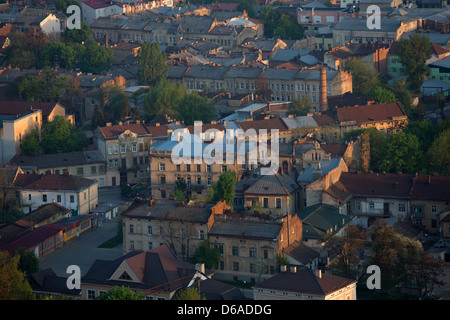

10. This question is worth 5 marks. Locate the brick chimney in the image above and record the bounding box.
[320,66,327,112]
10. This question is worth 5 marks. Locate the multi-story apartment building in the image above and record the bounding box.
[93,122,152,187]
[149,125,259,200]
[208,211,303,283]
[13,172,98,215]
[168,65,353,111]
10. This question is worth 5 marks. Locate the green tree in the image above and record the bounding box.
[344,57,380,95]
[18,68,72,102]
[398,34,432,93]
[379,131,423,174]
[189,239,220,269]
[137,42,168,86]
[367,86,396,104]
[41,41,76,69]
[21,129,41,156]
[175,286,205,300]
[427,129,450,175]
[0,250,35,300]
[142,79,185,120]
[212,171,237,207]
[98,285,145,300]
[288,97,312,116]
[97,85,133,124]
[14,248,39,276]
[363,127,388,172]
[40,116,89,154]
[79,40,113,74]
[63,22,92,44]
[5,29,49,69]
[259,7,303,39]
[177,91,215,126]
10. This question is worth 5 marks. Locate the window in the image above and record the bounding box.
[129,224,134,233]
[129,240,134,250]
[207,176,212,186]
[176,164,181,172]
[132,144,137,152]
[160,175,166,185]
[369,202,374,211]
[57,195,61,203]
[431,205,437,213]
[87,290,96,300]
[113,145,118,154]
[399,203,406,213]
[233,262,239,271]
[120,144,126,153]
[91,166,97,174]
[197,176,201,185]
[70,195,74,203]
[148,226,152,235]
[263,250,268,259]
[160,163,165,171]
[276,198,282,209]
[222,165,227,172]
[186,164,191,172]
[207,165,212,172]
[42,194,47,202]
[232,246,239,256]
[197,164,201,172]
[263,197,269,208]
[249,247,256,258]
[199,230,205,240]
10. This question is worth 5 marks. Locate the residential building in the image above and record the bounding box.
[10,202,72,230]
[13,172,98,215]
[121,199,230,260]
[13,13,61,36]
[252,267,357,300]
[333,17,420,47]
[28,268,81,299]
[282,240,320,270]
[81,244,212,300]
[52,214,95,242]
[93,122,152,186]
[410,174,450,234]
[8,150,107,187]
[439,207,450,238]
[0,108,42,165]
[297,204,353,254]
[0,224,64,258]
[323,172,414,227]
[81,0,125,26]
[208,211,303,283]
[0,100,73,125]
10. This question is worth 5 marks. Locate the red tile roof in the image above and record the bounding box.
[0,224,63,254]
[82,0,123,9]
[186,122,225,134]
[0,101,63,117]
[336,102,407,124]
[410,174,450,201]
[98,123,151,139]
[13,173,96,191]
[146,124,169,137]
[238,117,288,133]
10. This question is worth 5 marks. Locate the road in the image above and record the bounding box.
[38,188,129,277]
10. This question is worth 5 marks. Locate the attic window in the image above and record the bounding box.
[119,271,132,280]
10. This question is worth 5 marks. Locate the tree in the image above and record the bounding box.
[63,22,92,44]
[259,6,303,39]
[98,285,145,300]
[137,42,168,86]
[40,41,76,69]
[40,116,89,154]
[212,171,237,207]
[254,74,272,102]
[367,86,396,104]
[5,29,49,69]
[427,129,450,175]
[176,91,215,126]
[398,34,432,93]
[189,239,220,269]
[14,248,39,276]
[97,85,133,124]
[18,68,72,102]
[0,250,35,300]
[79,40,113,74]
[21,129,41,156]
[363,127,388,172]
[142,79,185,120]
[175,286,205,300]
[325,225,365,279]
[379,131,423,174]
[288,97,312,116]
[344,57,380,95]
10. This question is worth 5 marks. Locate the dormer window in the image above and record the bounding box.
[119,271,132,281]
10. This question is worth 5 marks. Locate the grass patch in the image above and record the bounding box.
[97,234,122,248]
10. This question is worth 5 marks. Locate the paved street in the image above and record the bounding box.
[38,188,129,277]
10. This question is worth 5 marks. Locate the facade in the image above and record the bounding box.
[9,150,107,187]
[410,174,450,234]
[121,199,230,260]
[0,109,42,165]
[94,122,152,187]
[81,244,210,300]
[13,172,98,215]
[208,211,303,283]
[81,0,125,26]
[253,267,357,300]
[13,13,61,36]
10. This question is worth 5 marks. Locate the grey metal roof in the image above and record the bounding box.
[209,219,282,240]
[225,66,264,79]
[262,68,299,80]
[334,17,403,32]
[184,65,230,80]
[282,116,318,130]
[297,158,344,183]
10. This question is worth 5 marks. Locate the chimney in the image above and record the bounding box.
[320,66,327,112]
[315,269,322,278]
[195,263,205,274]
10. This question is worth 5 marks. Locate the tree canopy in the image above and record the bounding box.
[288,97,312,116]
[98,286,145,300]
[344,57,380,95]
[210,171,237,207]
[259,6,304,40]
[0,250,35,300]
[137,42,168,87]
